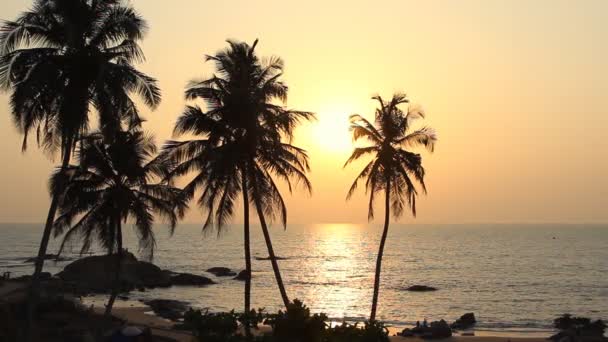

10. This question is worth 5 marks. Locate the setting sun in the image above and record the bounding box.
[308,105,356,155]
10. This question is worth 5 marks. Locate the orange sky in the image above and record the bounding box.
[0,0,607,224]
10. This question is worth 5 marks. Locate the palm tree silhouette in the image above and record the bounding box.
[0,0,160,322]
[52,130,186,316]
[344,93,437,321]
[160,39,314,315]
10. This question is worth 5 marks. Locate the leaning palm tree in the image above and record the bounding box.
[0,0,160,321]
[52,130,187,316]
[344,93,437,321]
[161,39,314,316]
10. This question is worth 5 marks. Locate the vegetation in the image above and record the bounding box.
[52,130,187,315]
[179,300,390,342]
[0,0,160,327]
[345,93,437,321]
[159,39,314,320]
[0,1,440,339]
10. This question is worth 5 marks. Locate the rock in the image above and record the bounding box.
[206,267,236,277]
[234,270,251,281]
[403,320,452,339]
[57,252,171,293]
[426,320,452,339]
[451,312,476,330]
[143,299,189,321]
[406,285,438,292]
[170,273,214,286]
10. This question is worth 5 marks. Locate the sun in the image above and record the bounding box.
[309,106,354,155]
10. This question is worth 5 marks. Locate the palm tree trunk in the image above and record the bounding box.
[105,219,123,317]
[25,140,73,338]
[248,168,290,308]
[241,172,252,338]
[370,178,391,322]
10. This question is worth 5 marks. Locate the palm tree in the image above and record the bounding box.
[0,0,160,321]
[344,93,437,321]
[160,40,314,316]
[52,130,187,316]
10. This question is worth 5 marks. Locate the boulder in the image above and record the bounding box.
[234,270,251,281]
[451,312,476,330]
[57,252,171,293]
[402,320,452,339]
[143,299,189,321]
[206,267,236,277]
[170,272,214,286]
[406,285,438,292]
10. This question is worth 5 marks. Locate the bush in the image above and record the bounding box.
[179,308,241,342]
[326,321,390,342]
[265,299,328,342]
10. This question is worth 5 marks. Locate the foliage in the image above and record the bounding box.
[180,309,242,342]
[53,130,187,260]
[554,314,606,337]
[265,299,328,342]
[0,0,160,155]
[326,321,390,342]
[345,93,437,220]
[169,301,394,342]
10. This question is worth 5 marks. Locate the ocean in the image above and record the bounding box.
[1,223,607,336]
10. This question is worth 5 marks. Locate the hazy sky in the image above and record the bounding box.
[0,0,607,224]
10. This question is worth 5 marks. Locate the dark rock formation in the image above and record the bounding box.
[234,270,251,281]
[405,285,438,292]
[205,267,236,277]
[401,320,452,339]
[170,272,214,286]
[143,299,189,321]
[57,252,171,293]
[451,312,476,329]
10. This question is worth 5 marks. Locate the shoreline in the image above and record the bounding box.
[97,306,552,342]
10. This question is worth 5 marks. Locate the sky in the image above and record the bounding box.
[0,0,607,225]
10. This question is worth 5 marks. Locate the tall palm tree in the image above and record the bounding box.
[52,130,187,316]
[160,40,314,315]
[0,0,160,321]
[344,93,437,321]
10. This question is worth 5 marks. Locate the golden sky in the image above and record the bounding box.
[0,0,607,224]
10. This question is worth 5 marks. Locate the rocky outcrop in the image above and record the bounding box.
[400,320,452,339]
[169,272,214,286]
[451,312,476,329]
[57,252,171,293]
[405,285,438,292]
[206,267,236,277]
[143,299,189,321]
[234,270,251,281]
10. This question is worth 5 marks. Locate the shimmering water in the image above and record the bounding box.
[1,223,607,335]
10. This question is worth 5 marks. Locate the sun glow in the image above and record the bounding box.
[309,105,354,155]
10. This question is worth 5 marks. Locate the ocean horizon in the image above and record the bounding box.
[1,223,606,336]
